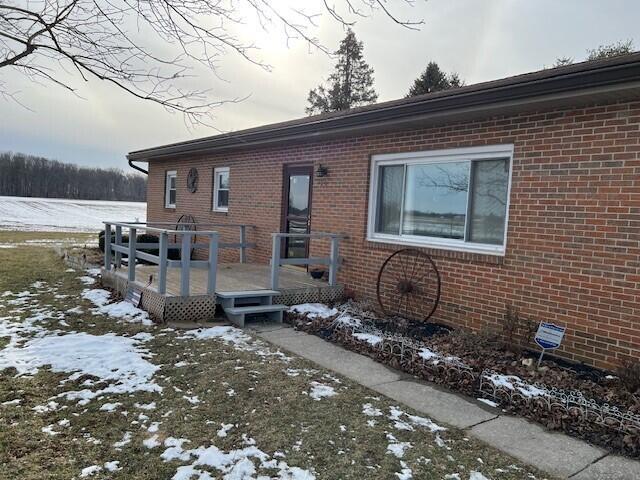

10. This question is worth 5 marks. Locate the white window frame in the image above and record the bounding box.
[212,167,230,212]
[367,144,514,256]
[165,170,177,209]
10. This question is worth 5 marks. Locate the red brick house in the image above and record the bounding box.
[127,54,640,369]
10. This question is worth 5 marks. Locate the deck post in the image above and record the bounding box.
[114,225,122,268]
[270,233,281,290]
[239,225,247,264]
[158,231,168,295]
[207,232,219,295]
[128,227,137,282]
[328,236,339,286]
[104,223,112,271]
[180,232,191,296]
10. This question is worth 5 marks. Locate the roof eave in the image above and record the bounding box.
[127,58,640,162]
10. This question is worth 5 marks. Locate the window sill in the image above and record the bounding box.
[165,205,176,210]
[365,236,505,265]
[212,208,229,213]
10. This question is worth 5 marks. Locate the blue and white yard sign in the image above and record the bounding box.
[535,322,566,350]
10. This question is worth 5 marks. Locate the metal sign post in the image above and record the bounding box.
[534,322,566,367]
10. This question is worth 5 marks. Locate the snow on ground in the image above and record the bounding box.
[179,326,291,361]
[288,303,338,319]
[484,373,548,398]
[477,398,499,408]
[0,195,146,232]
[82,288,152,325]
[352,332,383,347]
[156,436,316,480]
[308,382,337,401]
[0,331,161,405]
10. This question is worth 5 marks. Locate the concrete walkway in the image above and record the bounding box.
[251,323,640,480]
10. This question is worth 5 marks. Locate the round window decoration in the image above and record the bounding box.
[187,168,199,193]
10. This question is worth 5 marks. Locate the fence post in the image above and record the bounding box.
[239,225,247,264]
[115,225,122,268]
[104,223,111,271]
[328,236,339,286]
[180,232,191,296]
[128,227,137,282]
[158,231,168,295]
[270,233,281,290]
[207,232,219,295]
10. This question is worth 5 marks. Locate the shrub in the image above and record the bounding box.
[98,229,129,253]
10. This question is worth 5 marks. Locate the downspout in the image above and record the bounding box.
[128,157,148,175]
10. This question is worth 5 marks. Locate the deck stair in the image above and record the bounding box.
[216,290,286,327]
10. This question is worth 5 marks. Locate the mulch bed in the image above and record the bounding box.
[286,303,640,458]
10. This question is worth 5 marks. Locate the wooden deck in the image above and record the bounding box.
[128,263,328,296]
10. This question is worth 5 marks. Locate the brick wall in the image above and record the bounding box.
[146,101,640,369]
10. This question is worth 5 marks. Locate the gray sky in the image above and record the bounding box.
[1,0,639,170]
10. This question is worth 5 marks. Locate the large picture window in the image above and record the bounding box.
[368,145,513,255]
[213,167,229,212]
[165,170,177,208]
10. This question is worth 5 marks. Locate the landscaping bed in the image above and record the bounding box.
[286,301,640,458]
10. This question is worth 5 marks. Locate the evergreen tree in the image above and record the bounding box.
[554,40,634,67]
[306,29,378,115]
[407,62,464,97]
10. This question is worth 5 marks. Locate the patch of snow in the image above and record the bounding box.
[82,289,111,307]
[0,332,161,405]
[113,431,132,449]
[80,465,102,477]
[485,373,548,398]
[148,422,161,433]
[159,436,316,480]
[217,423,234,438]
[41,424,59,435]
[180,326,291,362]
[309,382,337,401]
[104,461,121,472]
[352,332,383,346]
[477,398,499,408]
[2,399,21,406]
[144,434,161,448]
[288,303,338,319]
[135,402,156,410]
[66,306,84,314]
[78,276,96,285]
[396,461,413,480]
[96,301,152,325]
[470,472,490,480]
[99,402,122,412]
[183,395,200,405]
[362,403,383,417]
[386,434,411,458]
[418,347,439,361]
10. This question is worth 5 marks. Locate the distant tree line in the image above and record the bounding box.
[0,152,146,202]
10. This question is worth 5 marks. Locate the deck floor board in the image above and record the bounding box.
[128,263,327,296]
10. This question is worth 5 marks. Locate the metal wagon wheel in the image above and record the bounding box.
[376,248,441,322]
[173,214,197,258]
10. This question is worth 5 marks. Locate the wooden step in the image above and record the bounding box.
[224,304,287,315]
[216,290,280,298]
[222,303,286,328]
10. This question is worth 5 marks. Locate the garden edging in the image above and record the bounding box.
[251,323,640,480]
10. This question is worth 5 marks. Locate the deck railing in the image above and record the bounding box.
[103,222,254,296]
[270,232,344,289]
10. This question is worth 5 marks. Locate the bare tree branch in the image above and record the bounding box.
[0,0,425,125]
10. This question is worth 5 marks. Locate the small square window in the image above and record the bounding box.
[213,167,229,212]
[165,170,177,208]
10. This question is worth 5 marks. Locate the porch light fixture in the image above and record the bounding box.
[316,164,328,177]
